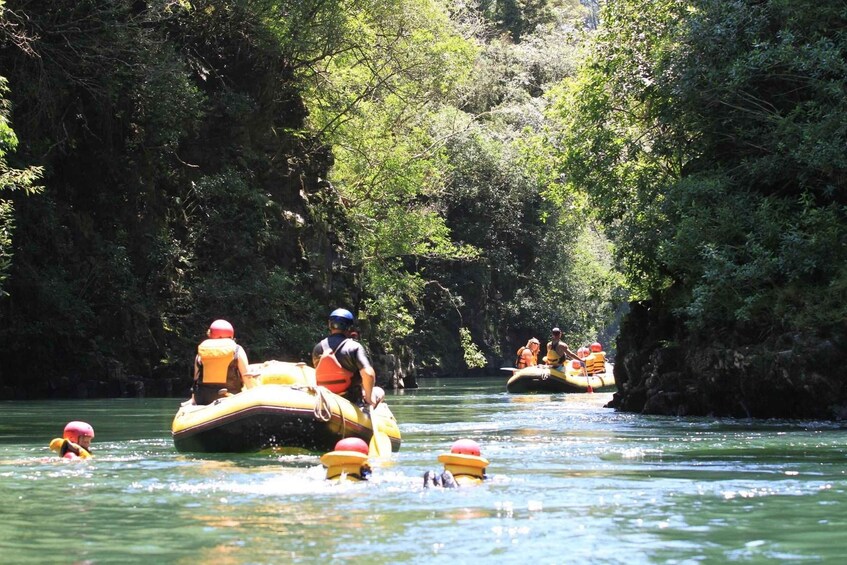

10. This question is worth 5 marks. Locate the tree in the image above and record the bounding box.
[294,0,480,343]
[0,1,42,295]
[550,0,847,417]
[552,0,847,337]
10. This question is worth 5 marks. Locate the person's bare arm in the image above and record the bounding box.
[359,366,376,405]
[237,347,254,389]
[562,344,581,361]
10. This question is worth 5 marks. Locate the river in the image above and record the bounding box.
[2,377,846,563]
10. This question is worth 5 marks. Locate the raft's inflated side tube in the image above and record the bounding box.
[250,360,316,386]
[506,363,616,394]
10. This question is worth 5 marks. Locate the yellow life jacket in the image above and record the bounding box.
[587,351,606,374]
[197,338,242,392]
[438,452,489,483]
[320,450,370,481]
[545,341,564,365]
[50,438,92,459]
[315,338,354,394]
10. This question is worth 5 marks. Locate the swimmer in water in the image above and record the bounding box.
[423,439,489,488]
[49,421,94,460]
[321,437,372,481]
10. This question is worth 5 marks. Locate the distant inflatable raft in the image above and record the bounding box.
[172,361,401,453]
[506,363,616,394]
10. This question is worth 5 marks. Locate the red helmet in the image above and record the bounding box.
[590,342,602,352]
[335,437,369,455]
[63,421,94,443]
[571,359,582,369]
[208,319,234,338]
[577,347,590,359]
[450,439,481,457]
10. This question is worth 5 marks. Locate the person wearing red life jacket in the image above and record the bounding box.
[311,308,384,407]
[191,319,251,405]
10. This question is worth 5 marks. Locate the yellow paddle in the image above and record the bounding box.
[368,405,393,458]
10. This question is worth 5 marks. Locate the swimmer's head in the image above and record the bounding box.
[63,421,94,449]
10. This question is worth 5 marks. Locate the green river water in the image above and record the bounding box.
[2,377,847,564]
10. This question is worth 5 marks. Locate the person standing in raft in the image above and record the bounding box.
[312,308,385,408]
[49,421,94,460]
[543,327,581,369]
[515,337,541,369]
[190,319,252,405]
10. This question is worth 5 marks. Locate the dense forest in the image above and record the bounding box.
[1,1,844,419]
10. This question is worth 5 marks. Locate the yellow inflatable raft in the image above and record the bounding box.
[506,361,615,393]
[172,361,401,453]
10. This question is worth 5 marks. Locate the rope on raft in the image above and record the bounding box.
[295,385,350,437]
[312,386,333,422]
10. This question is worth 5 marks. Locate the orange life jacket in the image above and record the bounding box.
[515,346,528,369]
[516,346,537,369]
[315,338,354,394]
[586,351,607,374]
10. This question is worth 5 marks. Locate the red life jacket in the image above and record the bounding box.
[315,338,354,394]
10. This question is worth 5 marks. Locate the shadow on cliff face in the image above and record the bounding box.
[607,300,847,420]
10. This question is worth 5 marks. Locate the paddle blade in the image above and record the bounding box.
[369,429,392,458]
[368,408,393,458]
[582,367,594,393]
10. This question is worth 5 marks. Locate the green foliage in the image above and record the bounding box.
[398,1,623,373]
[0,0,328,385]
[550,0,847,342]
[507,219,624,347]
[0,0,628,393]
[296,0,481,340]
[546,0,690,298]
[476,0,587,42]
[0,73,43,295]
[245,268,326,362]
[459,326,486,368]
[459,3,585,113]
